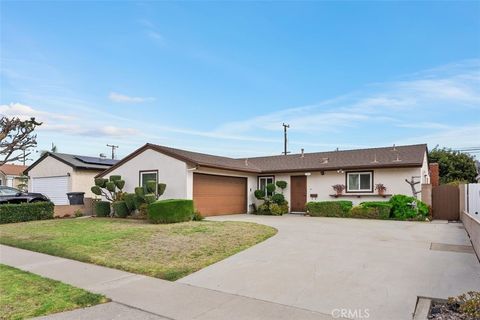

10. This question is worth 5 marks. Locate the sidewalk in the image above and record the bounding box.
[0,245,334,320]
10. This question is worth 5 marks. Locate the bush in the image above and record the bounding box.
[192,211,204,221]
[147,199,194,224]
[350,204,392,219]
[306,201,353,217]
[253,202,288,215]
[254,189,265,200]
[0,201,54,224]
[266,183,276,194]
[271,193,285,205]
[123,193,136,211]
[276,180,287,190]
[94,201,111,217]
[112,201,129,218]
[389,195,429,220]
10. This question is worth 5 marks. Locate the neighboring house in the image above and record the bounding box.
[97,143,430,216]
[25,153,119,205]
[0,164,28,188]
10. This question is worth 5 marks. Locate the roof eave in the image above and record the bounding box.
[260,162,423,174]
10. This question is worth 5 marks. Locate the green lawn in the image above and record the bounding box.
[0,264,107,320]
[0,218,277,281]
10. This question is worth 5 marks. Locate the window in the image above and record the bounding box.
[139,171,158,192]
[258,176,274,196]
[346,172,372,192]
[0,186,19,196]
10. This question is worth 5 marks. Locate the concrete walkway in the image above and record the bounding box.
[0,244,333,320]
[179,215,480,320]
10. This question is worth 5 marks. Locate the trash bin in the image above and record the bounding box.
[67,192,85,205]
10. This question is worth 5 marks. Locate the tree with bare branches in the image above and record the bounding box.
[0,117,42,166]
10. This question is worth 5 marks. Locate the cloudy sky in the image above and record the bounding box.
[1,1,479,162]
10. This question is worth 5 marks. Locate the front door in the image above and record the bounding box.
[290,175,307,212]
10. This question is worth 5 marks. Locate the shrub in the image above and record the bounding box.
[306,201,353,217]
[147,199,194,224]
[350,204,392,219]
[192,211,204,221]
[389,195,429,220]
[0,202,54,224]
[144,194,156,204]
[254,189,265,200]
[276,180,287,190]
[123,193,136,211]
[270,203,289,215]
[94,201,111,217]
[266,183,276,194]
[271,193,285,205]
[74,209,84,217]
[109,175,122,182]
[112,201,129,218]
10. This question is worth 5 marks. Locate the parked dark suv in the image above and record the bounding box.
[0,186,50,204]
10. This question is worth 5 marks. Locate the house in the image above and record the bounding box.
[97,143,430,216]
[0,164,28,189]
[25,153,119,205]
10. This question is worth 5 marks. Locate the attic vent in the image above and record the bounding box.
[301,148,305,158]
[245,158,249,166]
[393,154,402,162]
[392,144,397,151]
[371,153,379,163]
[321,157,329,164]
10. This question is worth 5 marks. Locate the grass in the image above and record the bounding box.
[0,218,277,281]
[0,264,107,320]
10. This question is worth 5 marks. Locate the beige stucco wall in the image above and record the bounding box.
[27,156,73,193]
[264,167,423,207]
[103,148,189,199]
[72,170,102,198]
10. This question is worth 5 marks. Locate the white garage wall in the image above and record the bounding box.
[27,156,73,193]
[103,148,189,199]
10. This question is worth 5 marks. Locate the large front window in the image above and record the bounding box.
[258,176,274,196]
[346,172,372,192]
[140,171,158,192]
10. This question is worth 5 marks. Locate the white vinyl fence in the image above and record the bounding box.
[465,183,480,222]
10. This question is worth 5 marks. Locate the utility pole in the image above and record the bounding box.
[106,144,119,160]
[282,123,290,155]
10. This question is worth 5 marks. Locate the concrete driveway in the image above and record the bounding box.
[179,215,480,320]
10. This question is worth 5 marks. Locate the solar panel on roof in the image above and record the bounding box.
[74,155,118,166]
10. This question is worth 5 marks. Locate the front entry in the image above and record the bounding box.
[290,175,307,212]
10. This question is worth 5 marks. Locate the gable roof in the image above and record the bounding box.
[0,164,28,176]
[97,143,428,177]
[25,152,119,174]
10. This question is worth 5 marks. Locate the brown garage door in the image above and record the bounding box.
[193,173,247,216]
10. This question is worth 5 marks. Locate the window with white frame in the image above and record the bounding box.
[258,176,274,196]
[346,172,372,192]
[140,171,158,192]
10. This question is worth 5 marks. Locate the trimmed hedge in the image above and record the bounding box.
[0,201,54,224]
[350,205,392,219]
[306,201,353,217]
[112,201,129,218]
[94,201,111,217]
[147,199,194,224]
[254,202,288,216]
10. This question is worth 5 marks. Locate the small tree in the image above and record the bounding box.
[254,181,289,215]
[428,147,477,184]
[0,117,42,166]
[276,180,287,194]
[91,175,125,202]
[17,174,29,192]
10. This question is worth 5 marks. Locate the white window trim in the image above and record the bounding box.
[346,172,373,192]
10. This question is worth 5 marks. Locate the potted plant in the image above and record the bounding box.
[332,184,345,196]
[375,183,387,195]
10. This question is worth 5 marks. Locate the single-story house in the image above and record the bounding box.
[97,143,430,216]
[0,164,28,188]
[25,153,119,205]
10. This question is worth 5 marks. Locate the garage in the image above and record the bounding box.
[32,176,70,205]
[193,173,247,216]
